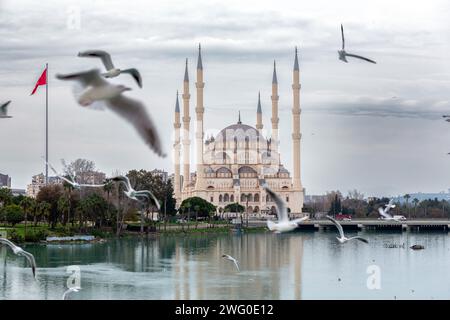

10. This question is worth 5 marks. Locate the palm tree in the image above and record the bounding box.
[412,198,419,219]
[404,194,411,219]
[20,197,35,240]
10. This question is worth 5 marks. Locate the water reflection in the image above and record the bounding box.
[0,231,449,299]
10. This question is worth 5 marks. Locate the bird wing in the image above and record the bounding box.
[78,50,115,70]
[79,183,105,188]
[345,53,376,64]
[56,69,108,87]
[233,259,240,271]
[41,157,74,185]
[378,207,392,219]
[0,238,18,251]
[110,175,132,191]
[326,215,345,238]
[106,95,165,157]
[0,100,11,114]
[291,216,309,224]
[19,250,37,278]
[121,68,142,88]
[348,236,369,244]
[135,190,161,210]
[263,185,288,222]
[341,24,345,50]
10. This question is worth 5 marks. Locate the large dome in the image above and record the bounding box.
[215,122,264,143]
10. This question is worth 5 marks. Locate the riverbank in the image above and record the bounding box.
[0,222,268,243]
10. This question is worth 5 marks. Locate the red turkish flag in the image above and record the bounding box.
[31,67,47,95]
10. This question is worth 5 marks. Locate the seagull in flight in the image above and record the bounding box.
[0,238,36,278]
[56,69,165,157]
[62,287,81,300]
[338,24,376,64]
[109,175,160,210]
[264,185,309,233]
[326,216,368,244]
[42,157,105,190]
[378,199,401,221]
[222,254,240,271]
[78,50,142,88]
[0,101,12,118]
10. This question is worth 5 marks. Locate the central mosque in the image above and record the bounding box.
[173,45,304,214]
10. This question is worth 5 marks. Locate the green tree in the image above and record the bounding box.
[404,194,411,219]
[36,184,63,228]
[224,203,245,213]
[20,197,36,238]
[412,198,419,218]
[0,188,13,207]
[4,204,24,226]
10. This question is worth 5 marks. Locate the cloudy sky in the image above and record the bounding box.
[1,0,450,197]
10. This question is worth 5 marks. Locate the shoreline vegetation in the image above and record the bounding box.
[0,222,268,244]
[2,160,450,244]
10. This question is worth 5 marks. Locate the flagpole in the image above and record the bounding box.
[45,63,48,185]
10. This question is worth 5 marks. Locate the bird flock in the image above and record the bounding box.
[0,23,412,298]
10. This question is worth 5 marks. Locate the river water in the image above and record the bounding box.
[0,230,448,299]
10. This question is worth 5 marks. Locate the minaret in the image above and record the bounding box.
[195,44,205,190]
[256,91,264,167]
[182,59,191,189]
[292,47,302,191]
[271,60,279,161]
[173,91,181,206]
[256,91,263,132]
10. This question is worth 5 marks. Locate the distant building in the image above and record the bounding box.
[26,173,62,198]
[151,169,168,182]
[0,173,11,188]
[26,170,106,198]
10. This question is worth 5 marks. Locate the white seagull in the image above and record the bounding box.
[43,157,105,190]
[62,287,81,300]
[378,199,401,221]
[78,50,142,88]
[326,216,368,244]
[0,101,12,118]
[338,24,376,64]
[222,254,240,271]
[109,175,160,210]
[56,69,165,157]
[0,238,37,278]
[264,185,309,233]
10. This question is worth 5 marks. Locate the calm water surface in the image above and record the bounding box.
[0,230,449,299]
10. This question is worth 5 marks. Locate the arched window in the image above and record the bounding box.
[254,194,260,202]
[219,194,223,202]
[286,196,289,202]
[241,194,246,202]
[253,206,260,213]
[247,194,253,202]
[224,193,229,202]
[230,195,234,202]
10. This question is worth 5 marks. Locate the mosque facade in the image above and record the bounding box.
[173,46,304,214]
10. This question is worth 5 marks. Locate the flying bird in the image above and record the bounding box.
[42,157,105,190]
[109,175,160,210]
[56,69,165,157]
[222,254,240,271]
[264,185,309,233]
[326,216,368,244]
[78,50,142,88]
[0,238,36,278]
[0,101,12,118]
[377,199,402,221]
[338,24,376,64]
[62,287,81,300]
